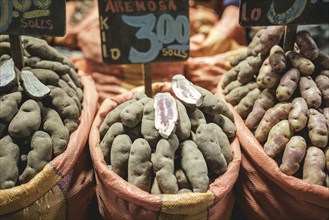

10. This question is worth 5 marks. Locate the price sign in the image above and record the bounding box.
[0,0,66,36]
[98,0,190,64]
[240,0,329,26]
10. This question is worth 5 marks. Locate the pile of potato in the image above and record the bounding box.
[99,75,236,194]
[0,36,83,189]
[222,27,329,187]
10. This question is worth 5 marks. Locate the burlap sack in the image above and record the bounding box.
[216,80,329,220]
[0,72,98,220]
[89,83,241,220]
[185,47,247,93]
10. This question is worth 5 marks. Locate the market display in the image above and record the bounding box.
[221,27,329,187]
[98,75,236,194]
[0,36,83,189]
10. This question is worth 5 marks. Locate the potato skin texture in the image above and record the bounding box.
[141,100,160,148]
[236,88,261,119]
[8,99,41,138]
[269,45,287,74]
[175,100,191,141]
[308,109,328,148]
[152,135,179,194]
[280,136,306,176]
[288,98,308,132]
[207,114,236,138]
[259,26,285,56]
[188,108,206,132]
[303,147,326,186]
[0,135,19,189]
[121,98,150,128]
[276,68,300,101]
[299,76,322,109]
[255,103,293,143]
[245,89,276,130]
[111,134,132,179]
[257,58,280,89]
[0,92,22,136]
[286,51,315,76]
[196,124,227,175]
[315,75,329,107]
[19,131,52,184]
[225,82,257,106]
[237,55,263,84]
[128,138,152,192]
[296,30,319,61]
[264,120,294,158]
[181,140,209,193]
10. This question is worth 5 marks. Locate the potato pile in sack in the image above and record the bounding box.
[0,36,98,219]
[216,26,329,219]
[89,75,241,220]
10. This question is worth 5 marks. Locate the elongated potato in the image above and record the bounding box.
[128,138,152,192]
[255,103,293,143]
[111,134,132,179]
[181,140,208,193]
[223,80,242,95]
[188,108,206,132]
[225,82,258,106]
[196,124,227,175]
[236,88,261,119]
[237,55,263,84]
[303,147,326,186]
[222,68,238,88]
[264,120,293,158]
[286,51,315,76]
[0,92,22,136]
[280,136,306,175]
[288,98,308,132]
[175,169,191,190]
[208,123,232,163]
[121,98,150,128]
[259,26,285,56]
[269,45,287,74]
[314,51,329,69]
[207,114,236,138]
[175,100,191,141]
[257,58,280,89]
[299,76,321,109]
[308,109,328,148]
[276,68,300,101]
[296,30,319,60]
[245,89,276,130]
[315,75,329,107]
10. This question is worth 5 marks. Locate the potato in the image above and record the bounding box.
[0,135,19,189]
[175,169,191,190]
[255,103,293,143]
[325,148,329,171]
[128,138,152,192]
[99,100,135,138]
[195,85,233,121]
[209,123,233,163]
[48,87,79,133]
[308,109,328,148]
[42,108,69,156]
[21,70,50,99]
[152,135,179,194]
[58,79,81,112]
[264,120,293,158]
[314,51,329,69]
[288,97,308,132]
[295,30,319,60]
[196,124,227,175]
[178,189,192,194]
[25,57,70,76]
[175,100,191,141]
[245,89,276,130]
[269,45,287,74]
[132,91,147,101]
[286,51,315,76]
[248,29,265,56]
[121,98,150,128]
[321,70,329,78]
[257,58,280,89]
[237,55,263,84]
[299,76,322,109]
[100,122,125,164]
[60,74,83,102]
[30,68,60,86]
[280,136,306,175]
[181,140,209,193]
[315,75,329,107]
[276,68,300,101]
[223,80,242,95]
[151,177,162,194]
[19,131,52,183]
[111,134,132,179]
[0,92,22,136]
[236,88,261,119]
[230,51,248,67]
[8,100,41,138]
[206,114,236,138]
[141,100,160,148]
[188,108,206,132]
[303,147,326,186]
[225,82,258,106]
[259,26,285,56]
[222,68,238,88]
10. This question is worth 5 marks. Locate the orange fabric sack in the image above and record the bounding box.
[0,72,99,220]
[216,81,329,220]
[89,83,241,220]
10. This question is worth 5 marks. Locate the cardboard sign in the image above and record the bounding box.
[0,0,66,36]
[240,0,329,26]
[98,0,190,65]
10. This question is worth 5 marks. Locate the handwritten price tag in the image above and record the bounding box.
[98,0,189,64]
[239,0,329,26]
[0,0,66,36]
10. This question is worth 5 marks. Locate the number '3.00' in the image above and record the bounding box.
[122,13,189,63]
